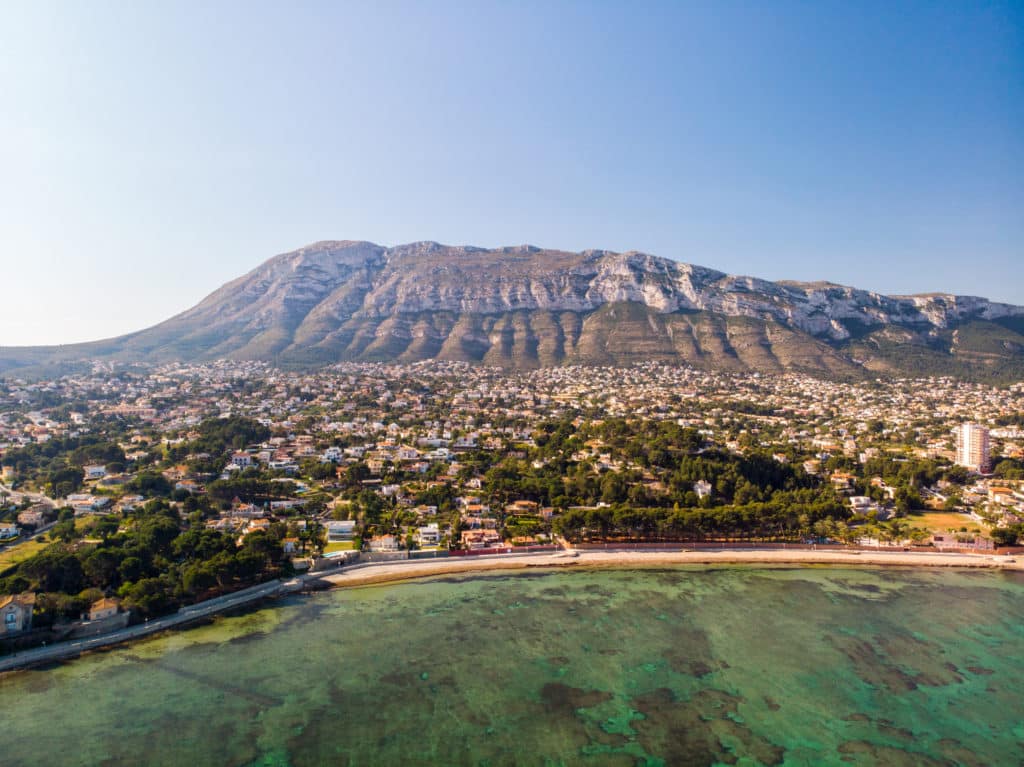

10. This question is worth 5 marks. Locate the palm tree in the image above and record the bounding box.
[885,519,909,546]
[835,523,859,546]
[862,522,883,546]
[306,520,325,557]
[908,527,930,546]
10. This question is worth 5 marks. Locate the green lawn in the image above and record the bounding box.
[0,517,109,571]
[323,541,357,554]
[0,537,49,571]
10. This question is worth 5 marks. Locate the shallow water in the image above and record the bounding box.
[3,566,1023,766]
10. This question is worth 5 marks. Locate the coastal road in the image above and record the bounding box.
[0,579,285,674]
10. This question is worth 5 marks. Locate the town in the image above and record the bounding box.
[2,361,1023,650]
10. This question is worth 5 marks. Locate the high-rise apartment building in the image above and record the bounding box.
[954,423,990,473]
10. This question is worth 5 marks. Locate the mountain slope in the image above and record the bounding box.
[2,241,1023,380]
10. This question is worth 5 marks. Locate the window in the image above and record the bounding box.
[4,612,16,626]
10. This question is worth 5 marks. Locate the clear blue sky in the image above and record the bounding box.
[1,1,1021,345]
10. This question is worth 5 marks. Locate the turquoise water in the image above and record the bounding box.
[2,566,1023,766]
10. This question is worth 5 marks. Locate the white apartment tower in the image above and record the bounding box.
[955,423,990,473]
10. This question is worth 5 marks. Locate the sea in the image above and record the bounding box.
[2,566,1023,766]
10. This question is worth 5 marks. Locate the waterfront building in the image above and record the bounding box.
[1,593,35,633]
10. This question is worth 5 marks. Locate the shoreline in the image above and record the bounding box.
[312,547,1024,589]
[2,548,1018,674]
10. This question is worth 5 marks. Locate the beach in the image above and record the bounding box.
[3,547,1017,674]
[315,547,1024,588]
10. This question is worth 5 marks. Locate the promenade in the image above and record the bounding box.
[0,579,286,673]
[314,545,1023,588]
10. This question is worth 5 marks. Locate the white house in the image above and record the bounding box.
[326,520,356,541]
[118,495,145,513]
[849,496,877,513]
[69,495,112,515]
[417,523,441,546]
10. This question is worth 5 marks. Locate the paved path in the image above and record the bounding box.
[314,545,1022,589]
[0,580,284,673]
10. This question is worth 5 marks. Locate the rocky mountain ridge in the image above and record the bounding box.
[2,240,1023,380]
[190,240,1022,337]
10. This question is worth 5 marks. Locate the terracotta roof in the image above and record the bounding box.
[0,592,36,610]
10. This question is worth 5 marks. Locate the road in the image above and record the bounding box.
[0,481,58,509]
[0,579,285,673]
[0,481,59,555]
[0,520,56,554]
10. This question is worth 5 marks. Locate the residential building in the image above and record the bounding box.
[368,535,399,552]
[955,423,991,473]
[326,520,356,541]
[417,523,440,546]
[1,593,35,633]
[17,508,48,527]
[87,597,121,622]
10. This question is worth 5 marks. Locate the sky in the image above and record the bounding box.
[0,1,1021,346]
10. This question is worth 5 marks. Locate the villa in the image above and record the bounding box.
[1,593,36,634]
[327,520,357,541]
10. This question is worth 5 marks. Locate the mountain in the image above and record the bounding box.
[3,240,1024,381]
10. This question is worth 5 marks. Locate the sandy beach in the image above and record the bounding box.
[315,547,1024,589]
